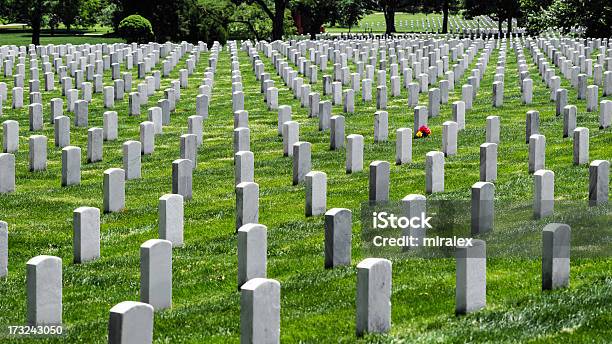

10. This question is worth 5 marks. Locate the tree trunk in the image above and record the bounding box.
[442,0,449,34]
[271,0,286,41]
[309,26,317,40]
[498,17,503,36]
[31,19,41,46]
[507,16,513,36]
[384,9,396,35]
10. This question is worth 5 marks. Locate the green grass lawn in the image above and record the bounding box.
[0,34,610,343]
[0,29,123,46]
[327,12,503,33]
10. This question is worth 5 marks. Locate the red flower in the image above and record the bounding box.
[417,125,431,137]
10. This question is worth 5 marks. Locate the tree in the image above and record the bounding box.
[291,0,340,39]
[338,0,370,32]
[519,0,554,35]
[419,0,460,33]
[464,0,521,36]
[118,14,154,43]
[111,0,190,42]
[229,2,295,41]
[531,0,612,38]
[232,0,290,40]
[363,0,419,35]
[185,0,232,44]
[55,0,82,31]
[6,0,57,45]
[80,0,112,29]
[95,1,117,28]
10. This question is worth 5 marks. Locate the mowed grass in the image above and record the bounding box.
[0,30,124,46]
[0,35,610,343]
[326,12,500,33]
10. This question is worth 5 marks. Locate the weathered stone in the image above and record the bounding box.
[54,116,70,148]
[158,194,184,247]
[237,224,267,288]
[293,141,311,185]
[401,194,427,250]
[471,182,495,235]
[278,106,291,136]
[172,159,193,200]
[589,160,609,206]
[180,134,198,168]
[103,168,125,213]
[413,106,427,135]
[140,122,155,155]
[73,207,100,263]
[240,278,280,344]
[231,126,249,156]
[452,101,465,130]
[123,141,141,180]
[455,240,486,314]
[148,107,163,135]
[525,110,540,144]
[356,258,392,336]
[373,111,389,143]
[305,171,327,216]
[282,121,298,156]
[108,301,154,344]
[529,134,546,173]
[485,115,500,144]
[2,120,18,153]
[27,255,62,325]
[329,116,344,150]
[442,121,458,156]
[103,111,118,141]
[369,161,390,202]
[534,169,554,219]
[87,128,103,163]
[346,134,363,173]
[236,182,259,230]
[28,135,47,171]
[61,146,81,186]
[0,153,16,193]
[324,208,352,268]
[140,239,172,310]
[480,143,497,182]
[542,223,570,290]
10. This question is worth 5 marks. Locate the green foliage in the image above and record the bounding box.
[519,0,554,35]
[464,0,521,20]
[337,0,371,30]
[112,0,188,42]
[283,9,298,36]
[118,14,154,43]
[229,2,273,40]
[96,2,117,27]
[182,0,231,45]
[55,0,82,30]
[545,0,612,37]
[78,0,113,28]
[291,0,341,38]
[232,0,290,40]
[5,0,57,25]
[4,0,58,44]
[520,0,612,38]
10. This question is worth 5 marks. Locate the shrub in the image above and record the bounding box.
[118,15,154,43]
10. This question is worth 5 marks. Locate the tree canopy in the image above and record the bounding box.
[1,0,611,45]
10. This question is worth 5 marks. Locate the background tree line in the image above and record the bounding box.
[0,0,610,45]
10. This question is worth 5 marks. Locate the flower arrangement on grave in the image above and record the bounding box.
[415,125,431,138]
